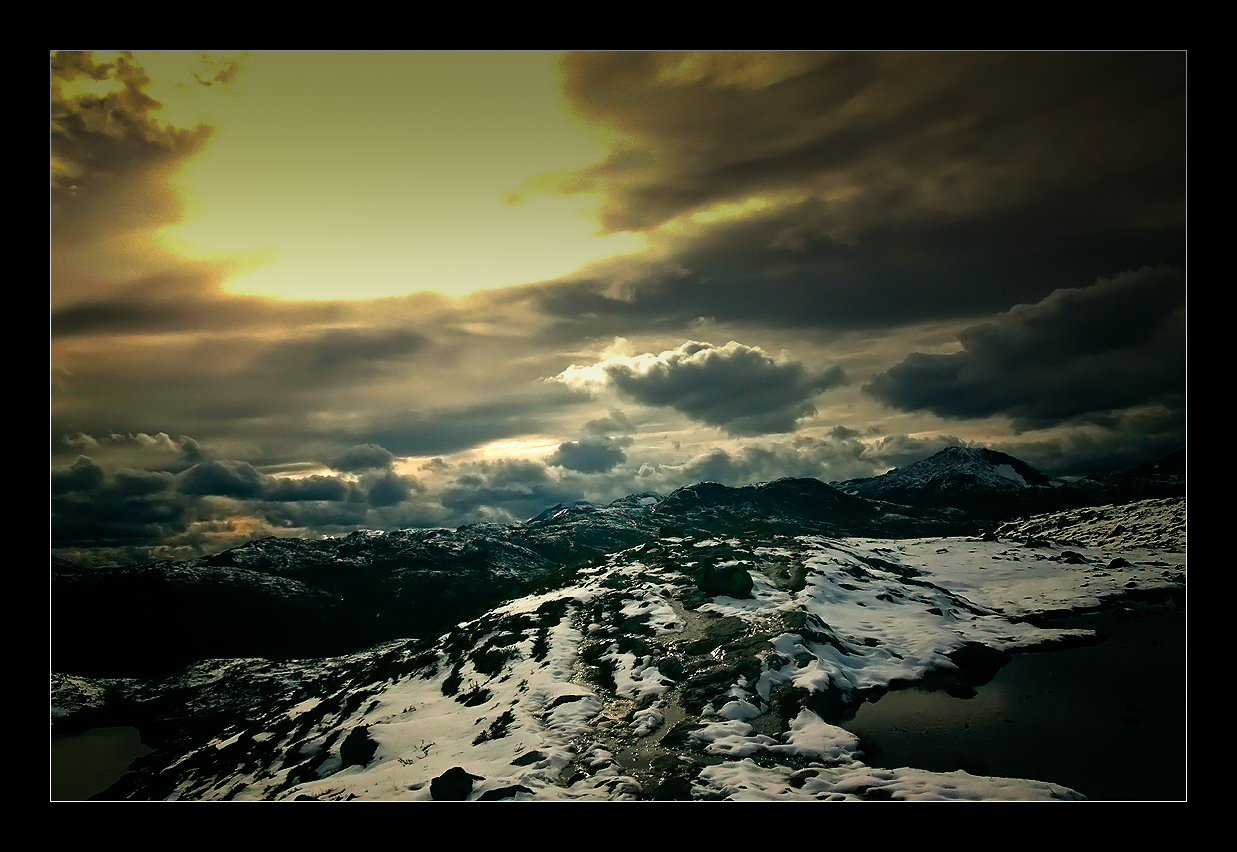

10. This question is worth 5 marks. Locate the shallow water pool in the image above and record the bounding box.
[51,726,152,801]
[839,603,1186,801]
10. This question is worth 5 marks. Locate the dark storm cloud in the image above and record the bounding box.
[110,467,178,497]
[178,436,206,464]
[439,459,578,523]
[864,266,1186,430]
[53,446,396,557]
[178,460,267,498]
[51,456,106,494]
[51,456,185,548]
[98,326,459,440]
[177,459,380,504]
[50,277,343,338]
[366,471,415,508]
[52,495,186,549]
[566,341,847,436]
[255,499,372,532]
[50,432,205,473]
[518,51,1185,342]
[547,408,635,474]
[583,409,634,437]
[330,443,396,472]
[361,384,589,456]
[556,51,1184,236]
[53,325,433,447]
[265,475,353,503]
[246,327,428,387]
[1000,425,1185,480]
[52,322,584,476]
[52,296,208,338]
[530,204,1186,344]
[549,438,631,474]
[51,455,175,497]
[674,441,857,487]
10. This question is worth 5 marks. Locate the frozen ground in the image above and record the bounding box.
[54,497,1184,801]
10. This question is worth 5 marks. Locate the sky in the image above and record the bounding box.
[50,50,1187,566]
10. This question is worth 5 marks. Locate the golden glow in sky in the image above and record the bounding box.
[51,50,1187,563]
[143,51,641,301]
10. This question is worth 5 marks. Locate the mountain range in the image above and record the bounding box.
[50,445,1186,800]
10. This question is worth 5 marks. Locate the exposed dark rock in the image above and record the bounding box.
[697,562,754,598]
[772,681,857,726]
[339,725,379,769]
[430,766,482,801]
[457,686,492,707]
[643,773,697,800]
[477,784,534,800]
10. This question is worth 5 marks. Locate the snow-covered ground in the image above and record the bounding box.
[60,497,1182,801]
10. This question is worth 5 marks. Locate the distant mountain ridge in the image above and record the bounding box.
[51,446,1184,678]
[833,446,1184,518]
[1079,447,1186,502]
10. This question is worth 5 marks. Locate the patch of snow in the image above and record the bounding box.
[994,464,1029,487]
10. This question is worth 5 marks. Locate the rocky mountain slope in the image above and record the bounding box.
[51,477,970,677]
[54,446,1183,678]
[51,445,1186,800]
[51,447,1185,679]
[53,497,1184,800]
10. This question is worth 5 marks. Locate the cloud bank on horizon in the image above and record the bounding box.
[50,50,1186,565]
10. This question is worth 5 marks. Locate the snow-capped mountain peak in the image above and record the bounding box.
[886,446,1058,490]
[832,446,1075,517]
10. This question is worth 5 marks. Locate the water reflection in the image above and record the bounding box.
[840,605,1186,801]
[51,726,152,801]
